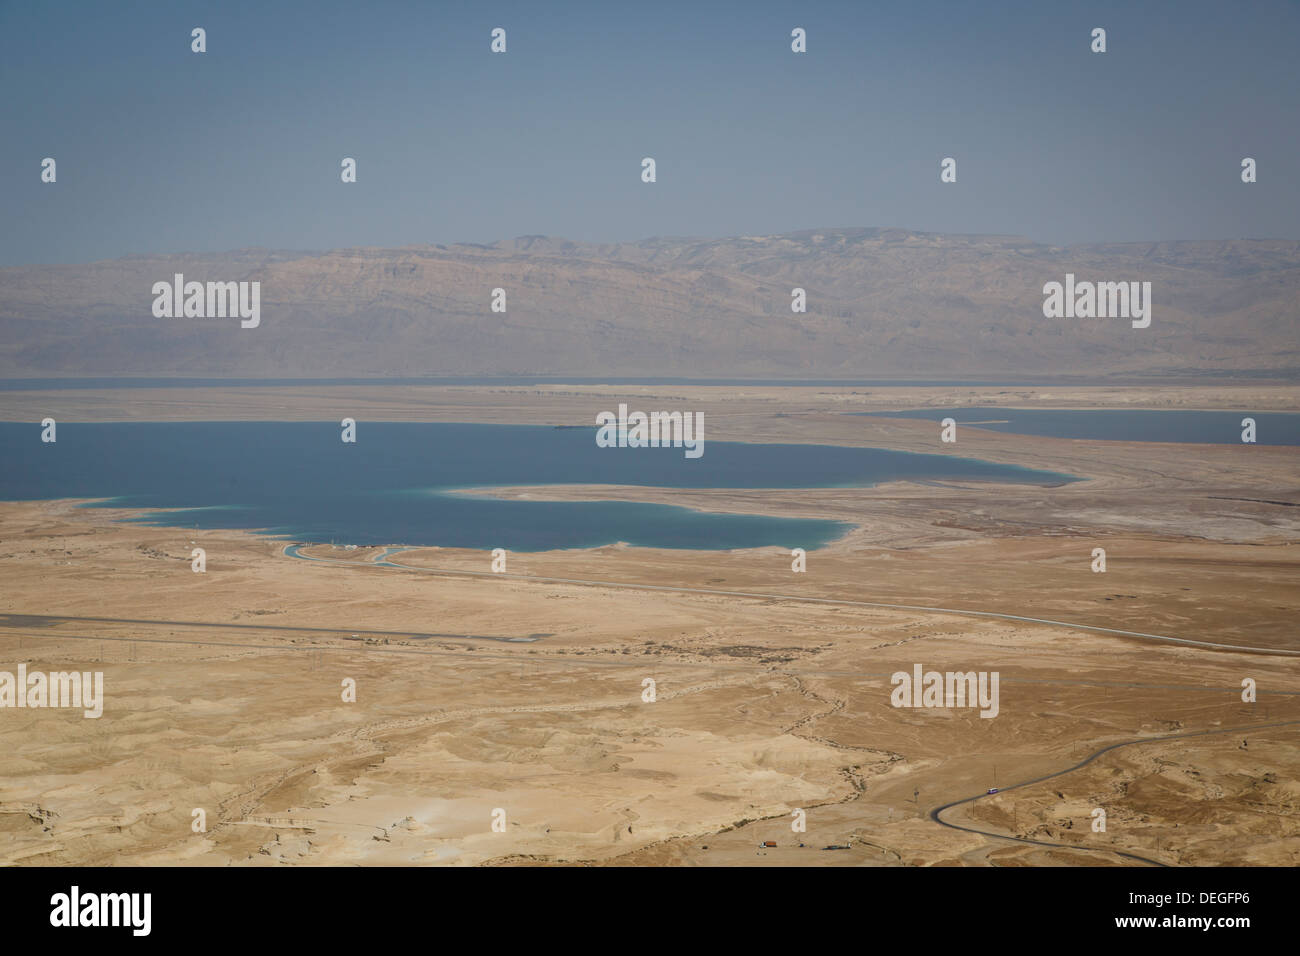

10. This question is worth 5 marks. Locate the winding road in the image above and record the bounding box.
[283,542,1300,865]
[931,718,1300,866]
[6,542,1291,866]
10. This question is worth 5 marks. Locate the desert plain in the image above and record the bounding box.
[1,382,1297,866]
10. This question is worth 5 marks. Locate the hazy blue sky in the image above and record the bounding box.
[2,0,1297,265]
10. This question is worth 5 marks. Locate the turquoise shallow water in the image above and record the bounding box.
[1,421,1078,551]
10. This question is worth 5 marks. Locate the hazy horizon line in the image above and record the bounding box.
[7,225,1300,270]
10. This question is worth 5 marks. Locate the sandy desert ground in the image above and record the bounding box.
[1,384,1297,866]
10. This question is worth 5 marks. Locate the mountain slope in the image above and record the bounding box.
[1,228,1296,379]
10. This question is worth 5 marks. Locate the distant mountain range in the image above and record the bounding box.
[1,228,1297,380]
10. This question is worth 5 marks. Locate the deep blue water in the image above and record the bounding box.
[850,408,1300,445]
[2,422,1077,551]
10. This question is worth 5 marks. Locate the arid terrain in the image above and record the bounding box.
[1,383,1297,866]
[4,229,1299,379]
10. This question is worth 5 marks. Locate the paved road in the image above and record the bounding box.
[5,617,1297,702]
[285,544,1300,657]
[930,718,1300,866]
[0,610,545,644]
[287,543,1299,866]
[7,544,1292,866]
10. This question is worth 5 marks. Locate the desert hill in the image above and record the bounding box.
[1,228,1296,379]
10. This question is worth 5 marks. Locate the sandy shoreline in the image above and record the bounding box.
[1,385,1297,866]
[3,383,1299,427]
